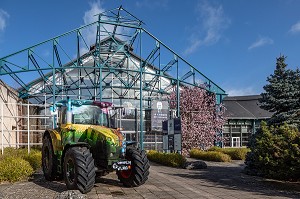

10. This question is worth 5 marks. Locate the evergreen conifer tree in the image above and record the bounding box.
[291,68,300,126]
[260,55,300,128]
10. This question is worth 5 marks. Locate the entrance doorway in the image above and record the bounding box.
[231,137,241,147]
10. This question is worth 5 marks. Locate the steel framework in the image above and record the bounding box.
[0,6,226,149]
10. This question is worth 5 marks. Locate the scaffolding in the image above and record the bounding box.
[0,6,226,149]
[0,102,52,153]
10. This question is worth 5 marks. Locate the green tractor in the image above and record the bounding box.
[42,99,150,193]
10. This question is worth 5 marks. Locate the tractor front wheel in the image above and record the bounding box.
[63,147,96,194]
[117,148,150,187]
[42,135,58,180]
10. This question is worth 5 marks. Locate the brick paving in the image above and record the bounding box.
[0,160,299,199]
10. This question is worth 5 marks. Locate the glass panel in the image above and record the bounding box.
[72,105,108,126]
[232,127,240,133]
[223,126,230,133]
[231,137,240,147]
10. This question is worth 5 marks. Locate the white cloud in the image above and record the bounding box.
[81,1,105,47]
[0,9,9,32]
[183,38,201,55]
[289,21,300,34]
[184,1,230,55]
[248,36,274,50]
[80,1,127,54]
[226,87,257,96]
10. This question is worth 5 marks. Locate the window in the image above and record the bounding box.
[61,108,66,124]
[72,105,108,126]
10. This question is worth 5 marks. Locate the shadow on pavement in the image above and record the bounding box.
[166,162,300,199]
[31,171,124,193]
[31,172,68,193]
[95,176,122,186]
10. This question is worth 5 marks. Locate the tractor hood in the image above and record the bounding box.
[62,124,124,147]
[88,125,124,146]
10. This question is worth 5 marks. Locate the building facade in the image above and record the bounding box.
[1,76,272,150]
[222,95,272,147]
[0,80,47,150]
[0,80,20,148]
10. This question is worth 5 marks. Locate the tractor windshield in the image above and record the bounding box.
[72,105,109,126]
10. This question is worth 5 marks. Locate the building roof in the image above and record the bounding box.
[223,95,273,120]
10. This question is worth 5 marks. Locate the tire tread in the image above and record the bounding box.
[117,148,150,187]
[64,147,96,194]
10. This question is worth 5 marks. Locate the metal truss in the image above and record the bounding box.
[0,6,226,148]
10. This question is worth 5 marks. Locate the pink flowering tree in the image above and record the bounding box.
[169,86,226,155]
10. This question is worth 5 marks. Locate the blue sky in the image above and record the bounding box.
[1,0,300,96]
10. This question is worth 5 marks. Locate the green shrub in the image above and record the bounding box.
[0,147,41,183]
[208,147,249,160]
[223,148,249,160]
[190,148,232,162]
[0,147,42,171]
[24,151,42,170]
[2,147,28,158]
[245,122,300,181]
[0,157,34,182]
[207,146,223,152]
[147,150,186,168]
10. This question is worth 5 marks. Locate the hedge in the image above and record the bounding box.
[147,150,186,168]
[208,147,250,160]
[0,147,41,182]
[190,148,232,162]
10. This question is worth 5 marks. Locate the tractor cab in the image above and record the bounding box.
[51,99,123,130]
[50,100,111,126]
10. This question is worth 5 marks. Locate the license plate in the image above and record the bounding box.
[112,161,131,171]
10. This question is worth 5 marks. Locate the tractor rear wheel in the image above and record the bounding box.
[117,148,150,187]
[42,135,58,180]
[64,147,96,194]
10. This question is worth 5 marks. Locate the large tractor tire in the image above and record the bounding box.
[64,147,96,194]
[42,135,58,180]
[117,148,150,187]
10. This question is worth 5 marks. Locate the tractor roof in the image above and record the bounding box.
[55,100,112,108]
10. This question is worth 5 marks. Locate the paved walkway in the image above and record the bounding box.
[0,160,299,199]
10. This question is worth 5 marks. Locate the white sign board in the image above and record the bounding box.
[151,100,169,131]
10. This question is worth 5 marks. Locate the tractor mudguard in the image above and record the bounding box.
[44,130,62,153]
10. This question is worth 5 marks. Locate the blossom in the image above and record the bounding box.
[170,86,226,155]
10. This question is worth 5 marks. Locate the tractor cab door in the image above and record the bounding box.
[57,107,67,128]
[57,107,69,143]
[108,107,124,129]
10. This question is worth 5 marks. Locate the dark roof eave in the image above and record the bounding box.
[226,117,270,120]
[223,95,262,101]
